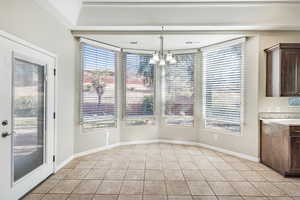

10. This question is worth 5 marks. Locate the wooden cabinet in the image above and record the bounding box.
[265,43,300,97]
[260,120,300,176]
[290,137,300,171]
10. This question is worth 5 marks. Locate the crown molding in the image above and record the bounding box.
[82,0,300,6]
[71,25,300,33]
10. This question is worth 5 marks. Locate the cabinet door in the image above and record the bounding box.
[281,49,300,96]
[297,54,300,95]
[261,123,273,167]
[290,137,300,171]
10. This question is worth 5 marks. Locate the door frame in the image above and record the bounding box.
[0,30,58,197]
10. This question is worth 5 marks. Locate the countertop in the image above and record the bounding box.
[261,119,300,125]
[259,112,300,120]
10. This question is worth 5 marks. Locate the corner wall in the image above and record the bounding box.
[0,0,76,166]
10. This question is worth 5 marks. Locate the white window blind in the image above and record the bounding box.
[80,43,117,128]
[124,53,155,118]
[163,54,195,126]
[203,41,244,133]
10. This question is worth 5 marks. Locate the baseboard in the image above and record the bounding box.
[55,139,259,172]
[73,139,160,159]
[73,143,121,159]
[54,155,74,172]
[120,139,161,146]
[159,139,199,146]
[159,139,259,162]
[196,142,260,162]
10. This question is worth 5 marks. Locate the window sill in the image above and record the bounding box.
[80,125,117,135]
[162,124,194,128]
[200,127,242,136]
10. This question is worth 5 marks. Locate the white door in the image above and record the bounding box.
[0,32,56,200]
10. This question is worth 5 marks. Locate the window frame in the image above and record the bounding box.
[122,51,156,122]
[162,52,196,127]
[202,38,245,135]
[79,39,120,129]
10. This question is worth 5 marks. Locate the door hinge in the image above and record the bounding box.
[53,155,56,162]
[54,68,56,76]
[53,112,56,119]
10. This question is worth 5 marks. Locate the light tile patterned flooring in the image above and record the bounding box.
[22,143,300,200]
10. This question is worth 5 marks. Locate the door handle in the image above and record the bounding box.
[2,132,12,138]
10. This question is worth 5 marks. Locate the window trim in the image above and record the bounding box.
[79,39,120,129]
[201,38,246,135]
[122,51,156,120]
[162,52,196,127]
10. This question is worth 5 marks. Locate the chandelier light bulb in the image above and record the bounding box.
[153,53,160,62]
[170,58,177,64]
[149,58,156,64]
[159,59,166,66]
[166,52,173,62]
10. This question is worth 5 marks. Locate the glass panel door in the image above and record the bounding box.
[13,58,46,182]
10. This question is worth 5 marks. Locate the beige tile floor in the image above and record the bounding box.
[22,143,300,200]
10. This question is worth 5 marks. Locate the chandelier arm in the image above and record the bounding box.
[160,35,164,59]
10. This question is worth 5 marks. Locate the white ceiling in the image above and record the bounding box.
[82,0,300,3]
[79,34,244,50]
[41,0,300,29]
[49,0,81,25]
[77,3,300,27]
[36,0,81,26]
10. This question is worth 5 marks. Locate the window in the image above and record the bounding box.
[80,43,117,128]
[163,54,195,126]
[203,41,244,133]
[124,53,155,124]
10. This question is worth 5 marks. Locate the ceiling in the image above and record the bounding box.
[77,3,300,27]
[78,34,244,50]
[40,0,300,30]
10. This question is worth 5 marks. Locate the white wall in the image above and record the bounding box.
[259,32,300,113]
[0,0,76,166]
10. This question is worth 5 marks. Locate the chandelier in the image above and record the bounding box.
[149,27,177,66]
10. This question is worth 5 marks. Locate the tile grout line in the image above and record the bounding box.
[27,143,300,200]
